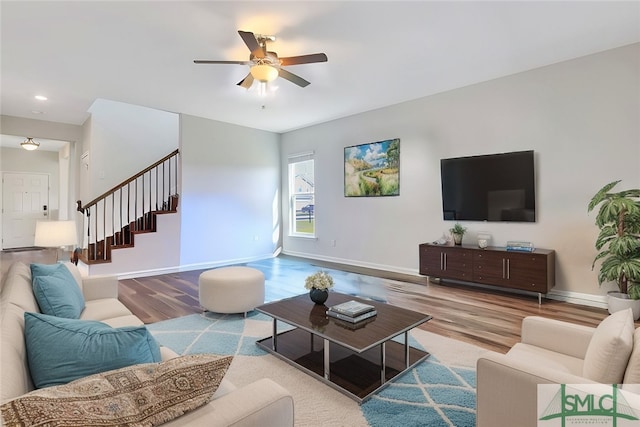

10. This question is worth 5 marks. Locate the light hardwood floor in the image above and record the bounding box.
[117,255,612,354]
[2,249,611,354]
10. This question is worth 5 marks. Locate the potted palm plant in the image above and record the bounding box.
[449,223,467,245]
[588,180,640,319]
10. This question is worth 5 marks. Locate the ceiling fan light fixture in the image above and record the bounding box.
[250,64,278,82]
[21,137,40,151]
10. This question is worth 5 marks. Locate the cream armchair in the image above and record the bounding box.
[476,310,640,427]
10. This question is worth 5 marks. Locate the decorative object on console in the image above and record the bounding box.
[449,223,467,245]
[506,240,534,252]
[477,232,491,249]
[305,270,334,304]
[344,138,400,197]
[588,180,640,319]
[34,220,77,261]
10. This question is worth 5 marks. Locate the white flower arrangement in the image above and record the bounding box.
[304,271,334,291]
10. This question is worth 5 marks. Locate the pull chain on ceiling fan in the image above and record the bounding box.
[194,30,328,88]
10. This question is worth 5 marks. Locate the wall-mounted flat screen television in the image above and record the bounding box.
[440,150,536,222]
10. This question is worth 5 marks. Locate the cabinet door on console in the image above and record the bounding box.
[504,252,550,293]
[473,251,508,285]
[419,244,443,276]
[418,245,472,281]
[440,247,473,281]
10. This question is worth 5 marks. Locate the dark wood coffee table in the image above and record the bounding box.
[255,292,432,403]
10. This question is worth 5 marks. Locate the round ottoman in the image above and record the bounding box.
[198,266,265,315]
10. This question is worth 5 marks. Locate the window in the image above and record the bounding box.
[288,153,315,237]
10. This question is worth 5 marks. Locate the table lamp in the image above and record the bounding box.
[34,220,78,262]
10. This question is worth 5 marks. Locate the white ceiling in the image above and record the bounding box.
[1,1,639,134]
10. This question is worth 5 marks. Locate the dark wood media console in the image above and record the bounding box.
[419,243,555,300]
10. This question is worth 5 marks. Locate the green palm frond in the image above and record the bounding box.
[592,250,610,269]
[597,256,640,290]
[609,234,640,255]
[588,180,621,212]
[595,225,616,250]
[629,282,640,300]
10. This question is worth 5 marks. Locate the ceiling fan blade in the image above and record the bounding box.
[194,60,251,65]
[279,53,328,66]
[278,68,310,87]
[237,73,254,89]
[238,30,265,58]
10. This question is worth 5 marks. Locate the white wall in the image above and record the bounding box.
[281,43,640,303]
[179,114,280,269]
[85,99,179,199]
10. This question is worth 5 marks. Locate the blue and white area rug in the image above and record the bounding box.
[148,312,484,427]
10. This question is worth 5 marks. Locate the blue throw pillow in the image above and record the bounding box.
[24,312,162,389]
[30,262,65,278]
[30,263,85,318]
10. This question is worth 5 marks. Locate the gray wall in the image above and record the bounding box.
[179,114,281,268]
[85,99,179,199]
[281,43,640,305]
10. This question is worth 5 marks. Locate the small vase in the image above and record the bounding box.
[309,288,329,305]
[452,233,463,245]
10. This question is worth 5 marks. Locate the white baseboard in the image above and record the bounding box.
[546,289,608,309]
[282,250,418,276]
[113,253,277,280]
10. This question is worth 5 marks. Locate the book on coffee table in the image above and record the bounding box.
[327,300,375,317]
[326,309,377,323]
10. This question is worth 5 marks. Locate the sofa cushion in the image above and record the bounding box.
[622,327,640,392]
[80,298,137,323]
[0,304,33,402]
[1,354,232,427]
[25,312,161,388]
[1,262,39,313]
[30,263,85,318]
[583,308,634,384]
[507,342,584,376]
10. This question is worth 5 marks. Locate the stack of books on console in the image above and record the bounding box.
[506,240,535,252]
[326,300,377,324]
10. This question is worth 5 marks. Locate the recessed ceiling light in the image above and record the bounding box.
[34,95,48,101]
[31,110,44,115]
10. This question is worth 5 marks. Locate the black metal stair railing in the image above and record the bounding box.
[76,149,179,263]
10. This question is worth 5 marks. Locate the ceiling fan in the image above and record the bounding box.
[194,30,328,88]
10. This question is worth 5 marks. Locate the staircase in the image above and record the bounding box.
[76,150,179,265]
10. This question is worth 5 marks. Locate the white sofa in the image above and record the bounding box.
[477,312,640,427]
[0,261,294,426]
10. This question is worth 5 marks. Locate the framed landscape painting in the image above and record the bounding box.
[344,138,400,197]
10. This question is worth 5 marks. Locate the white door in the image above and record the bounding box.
[2,173,49,249]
